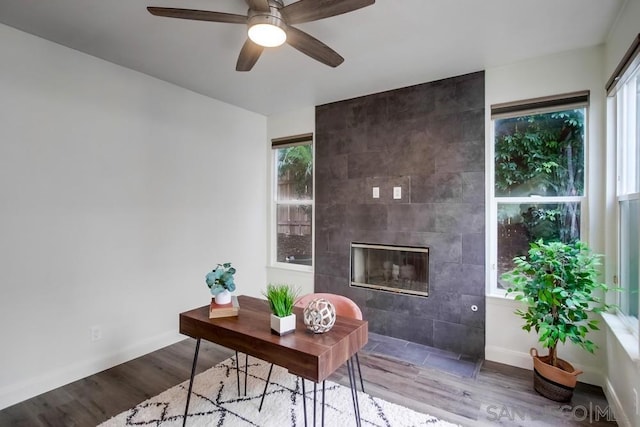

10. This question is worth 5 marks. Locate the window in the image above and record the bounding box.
[272,134,313,267]
[489,92,588,293]
[609,34,640,333]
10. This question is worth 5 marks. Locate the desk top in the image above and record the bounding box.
[179,295,368,382]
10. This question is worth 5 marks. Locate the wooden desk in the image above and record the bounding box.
[179,295,368,426]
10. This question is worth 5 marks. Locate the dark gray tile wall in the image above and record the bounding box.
[314,71,486,357]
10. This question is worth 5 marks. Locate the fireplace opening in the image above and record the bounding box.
[350,243,429,297]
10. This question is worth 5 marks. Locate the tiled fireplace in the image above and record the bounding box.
[314,71,486,357]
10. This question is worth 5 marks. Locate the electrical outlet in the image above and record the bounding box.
[90,326,102,342]
[372,187,380,199]
[393,186,402,199]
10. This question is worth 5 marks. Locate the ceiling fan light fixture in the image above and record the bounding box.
[148,0,375,71]
[247,15,286,47]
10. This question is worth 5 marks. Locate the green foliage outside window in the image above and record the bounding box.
[495,109,585,243]
[278,144,313,199]
[495,110,584,198]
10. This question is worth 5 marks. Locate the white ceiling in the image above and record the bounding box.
[0,0,625,116]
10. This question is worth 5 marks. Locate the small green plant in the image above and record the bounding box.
[502,239,613,368]
[263,284,299,318]
[205,262,236,296]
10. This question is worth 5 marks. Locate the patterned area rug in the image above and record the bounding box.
[99,356,459,426]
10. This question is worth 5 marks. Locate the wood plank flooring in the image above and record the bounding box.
[0,338,617,426]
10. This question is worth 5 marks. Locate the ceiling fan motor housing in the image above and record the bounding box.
[247,0,287,32]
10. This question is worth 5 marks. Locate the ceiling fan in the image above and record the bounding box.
[147,0,375,71]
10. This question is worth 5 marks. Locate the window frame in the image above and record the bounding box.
[488,93,589,296]
[610,37,640,336]
[616,194,639,334]
[270,134,314,272]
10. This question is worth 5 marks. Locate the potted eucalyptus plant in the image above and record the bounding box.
[263,283,299,336]
[206,262,236,305]
[502,239,612,402]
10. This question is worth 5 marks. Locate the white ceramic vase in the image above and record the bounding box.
[215,289,232,305]
[270,313,296,336]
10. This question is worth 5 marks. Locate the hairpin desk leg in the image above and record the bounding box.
[183,338,201,427]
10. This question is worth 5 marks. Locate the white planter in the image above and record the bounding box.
[215,289,232,305]
[270,313,296,336]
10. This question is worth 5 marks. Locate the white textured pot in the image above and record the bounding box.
[214,289,232,305]
[270,313,296,336]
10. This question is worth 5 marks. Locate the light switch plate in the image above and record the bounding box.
[393,187,402,199]
[372,187,380,199]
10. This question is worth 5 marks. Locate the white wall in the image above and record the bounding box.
[604,0,640,79]
[0,24,267,409]
[484,45,608,386]
[265,107,315,295]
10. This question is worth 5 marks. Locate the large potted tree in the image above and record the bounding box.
[502,239,612,402]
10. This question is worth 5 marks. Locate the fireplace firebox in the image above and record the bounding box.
[350,243,429,297]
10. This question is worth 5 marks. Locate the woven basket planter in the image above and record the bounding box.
[530,348,583,402]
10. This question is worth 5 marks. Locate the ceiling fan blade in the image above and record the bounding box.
[282,0,375,25]
[147,7,247,24]
[286,26,344,68]
[247,0,270,12]
[236,39,264,71]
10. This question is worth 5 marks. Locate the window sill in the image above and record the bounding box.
[268,262,313,274]
[486,290,513,301]
[601,312,640,367]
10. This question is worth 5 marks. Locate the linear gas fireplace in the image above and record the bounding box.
[350,243,429,297]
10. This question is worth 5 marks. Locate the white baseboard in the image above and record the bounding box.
[485,345,604,387]
[0,330,184,410]
[485,345,532,370]
[604,378,632,427]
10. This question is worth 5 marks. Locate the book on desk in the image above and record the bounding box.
[209,296,239,318]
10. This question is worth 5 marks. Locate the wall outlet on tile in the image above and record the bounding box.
[372,187,380,199]
[393,186,402,199]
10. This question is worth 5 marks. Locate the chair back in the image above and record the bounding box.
[294,293,363,320]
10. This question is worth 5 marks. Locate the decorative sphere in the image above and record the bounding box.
[303,298,336,333]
